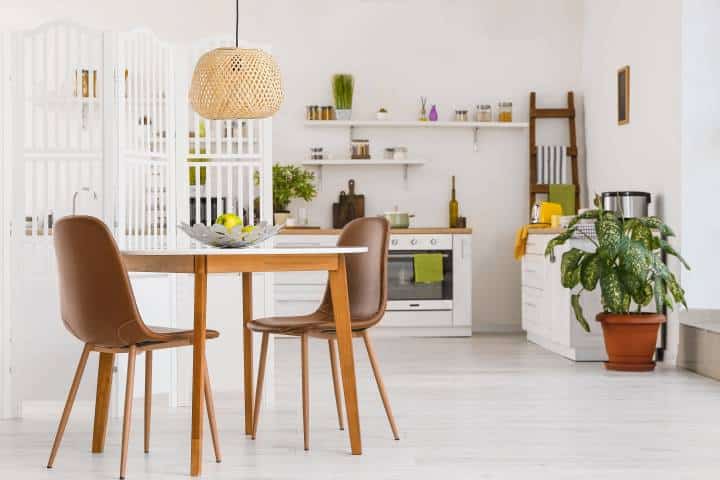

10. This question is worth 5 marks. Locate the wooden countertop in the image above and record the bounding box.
[280,227,473,235]
[527,227,565,235]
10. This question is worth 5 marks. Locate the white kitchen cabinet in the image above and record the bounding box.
[272,232,472,337]
[521,233,607,361]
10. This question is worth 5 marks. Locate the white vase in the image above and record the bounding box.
[335,109,352,120]
[274,211,290,226]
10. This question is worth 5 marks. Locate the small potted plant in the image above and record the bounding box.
[271,164,317,226]
[376,107,388,120]
[332,73,354,120]
[545,196,690,371]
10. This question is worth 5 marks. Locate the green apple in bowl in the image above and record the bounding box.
[216,213,243,232]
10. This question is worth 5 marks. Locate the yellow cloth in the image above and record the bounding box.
[514,224,550,260]
[413,253,444,283]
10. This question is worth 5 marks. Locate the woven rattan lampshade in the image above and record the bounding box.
[189,47,284,119]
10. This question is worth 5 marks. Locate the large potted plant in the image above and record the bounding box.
[271,164,317,225]
[545,198,689,371]
[332,73,354,120]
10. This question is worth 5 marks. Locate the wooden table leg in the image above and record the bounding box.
[328,255,362,455]
[190,256,208,476]
[242,272,254,435]
[91,352,114,453]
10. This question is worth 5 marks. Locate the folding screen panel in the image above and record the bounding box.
[10,21,107,405]
[117,29,175,249]
[180,37,272,228]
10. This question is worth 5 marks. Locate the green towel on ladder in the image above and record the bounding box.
[549,184,576,216]
[414,253,444,284]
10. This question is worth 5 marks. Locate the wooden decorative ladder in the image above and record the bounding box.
[528,91,579,216]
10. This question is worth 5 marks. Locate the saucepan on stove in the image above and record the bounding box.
[380,210,415,228]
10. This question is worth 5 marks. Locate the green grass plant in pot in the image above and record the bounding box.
[545,196,689,371]
[271,164,317,226]
[332,73,354,120]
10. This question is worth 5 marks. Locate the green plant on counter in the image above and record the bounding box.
[545,195,690,332]
[267,164,316,212]
[332,74,354,110]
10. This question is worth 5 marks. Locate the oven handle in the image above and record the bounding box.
[389,253,450,259]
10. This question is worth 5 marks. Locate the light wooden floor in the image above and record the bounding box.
[2,334,720,479]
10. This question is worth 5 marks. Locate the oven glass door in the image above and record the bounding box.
[387,250,453,302]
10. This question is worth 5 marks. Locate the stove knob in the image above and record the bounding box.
[391,239,398,246]
[430,238,438,246]
[410,239,418,246]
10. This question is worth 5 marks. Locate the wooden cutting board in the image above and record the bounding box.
[332,179,365,228]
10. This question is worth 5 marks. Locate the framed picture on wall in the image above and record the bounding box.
[618,65,630,125]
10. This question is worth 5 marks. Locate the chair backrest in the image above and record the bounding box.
[318,217,390,329]
[53,215,152,347]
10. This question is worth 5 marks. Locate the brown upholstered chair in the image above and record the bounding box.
[249,217,399,450]
[47,215,221,479]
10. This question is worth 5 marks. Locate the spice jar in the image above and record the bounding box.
[351,139,370,159]
[310,147,324,160]
[475,104,492,122]
[321,106,333,121]
[454,110,468,121]
[498,101,513,122]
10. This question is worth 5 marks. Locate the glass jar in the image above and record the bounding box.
[475,104,492,122]
[498,101,513,122]
[351,139,370,159]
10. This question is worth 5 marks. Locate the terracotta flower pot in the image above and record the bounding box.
[596,312,666,372]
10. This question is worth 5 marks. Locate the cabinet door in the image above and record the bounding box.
[452,235,472,327]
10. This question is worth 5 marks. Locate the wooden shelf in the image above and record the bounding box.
[301,158,424,186]
[304,120,528,128]
[302,159,425,166]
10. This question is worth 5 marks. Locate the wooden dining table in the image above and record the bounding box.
[114,244,368,476]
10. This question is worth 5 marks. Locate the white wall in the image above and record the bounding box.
[2,0,585,335]
[681,0,720,309]
[581,0,683,362]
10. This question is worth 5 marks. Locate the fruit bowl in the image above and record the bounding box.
[178,221,282,248]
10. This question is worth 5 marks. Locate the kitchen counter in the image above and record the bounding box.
[280,227,473,235]
[527,226,565,235]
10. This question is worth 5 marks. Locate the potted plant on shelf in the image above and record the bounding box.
[271,164,317,226]
[332,73,354,120]
[545,197,690,371]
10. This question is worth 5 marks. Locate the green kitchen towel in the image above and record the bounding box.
[414,253,444,284]
[549,184,576,216]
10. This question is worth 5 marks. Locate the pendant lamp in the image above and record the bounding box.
[189,0,284,119]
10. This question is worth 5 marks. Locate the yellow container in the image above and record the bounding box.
[539,202,563,224]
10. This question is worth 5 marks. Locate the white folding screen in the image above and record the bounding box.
[117,30,175,249]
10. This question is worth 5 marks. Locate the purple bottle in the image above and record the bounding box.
[429,104,438,121]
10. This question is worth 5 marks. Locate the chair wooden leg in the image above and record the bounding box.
[301,334,310,451]
[144,351,152,454]
[120,346,137,479]
[328,339,345,431]
[362,332,400,440]
[251,332,270,439]
[203,356,222,463]
[47,344,93,468]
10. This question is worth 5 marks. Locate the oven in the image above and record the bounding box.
[387,234,453,311]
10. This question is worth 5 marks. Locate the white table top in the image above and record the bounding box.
[120,245,367,256]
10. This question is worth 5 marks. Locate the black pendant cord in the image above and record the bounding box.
[235,0,239,48]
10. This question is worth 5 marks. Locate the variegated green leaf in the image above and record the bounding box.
[600,270,626,313]
[622,240,650,280]
[630,223,653,250]
[632,282,654,307]
[658,239,691,270]
[545,227,576,262]
[571,293,590,332]
[654,276,666,314]
[580,253,601,291]
[638,216,675,237]
[561,248,584,288]
[667,273,688,309]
